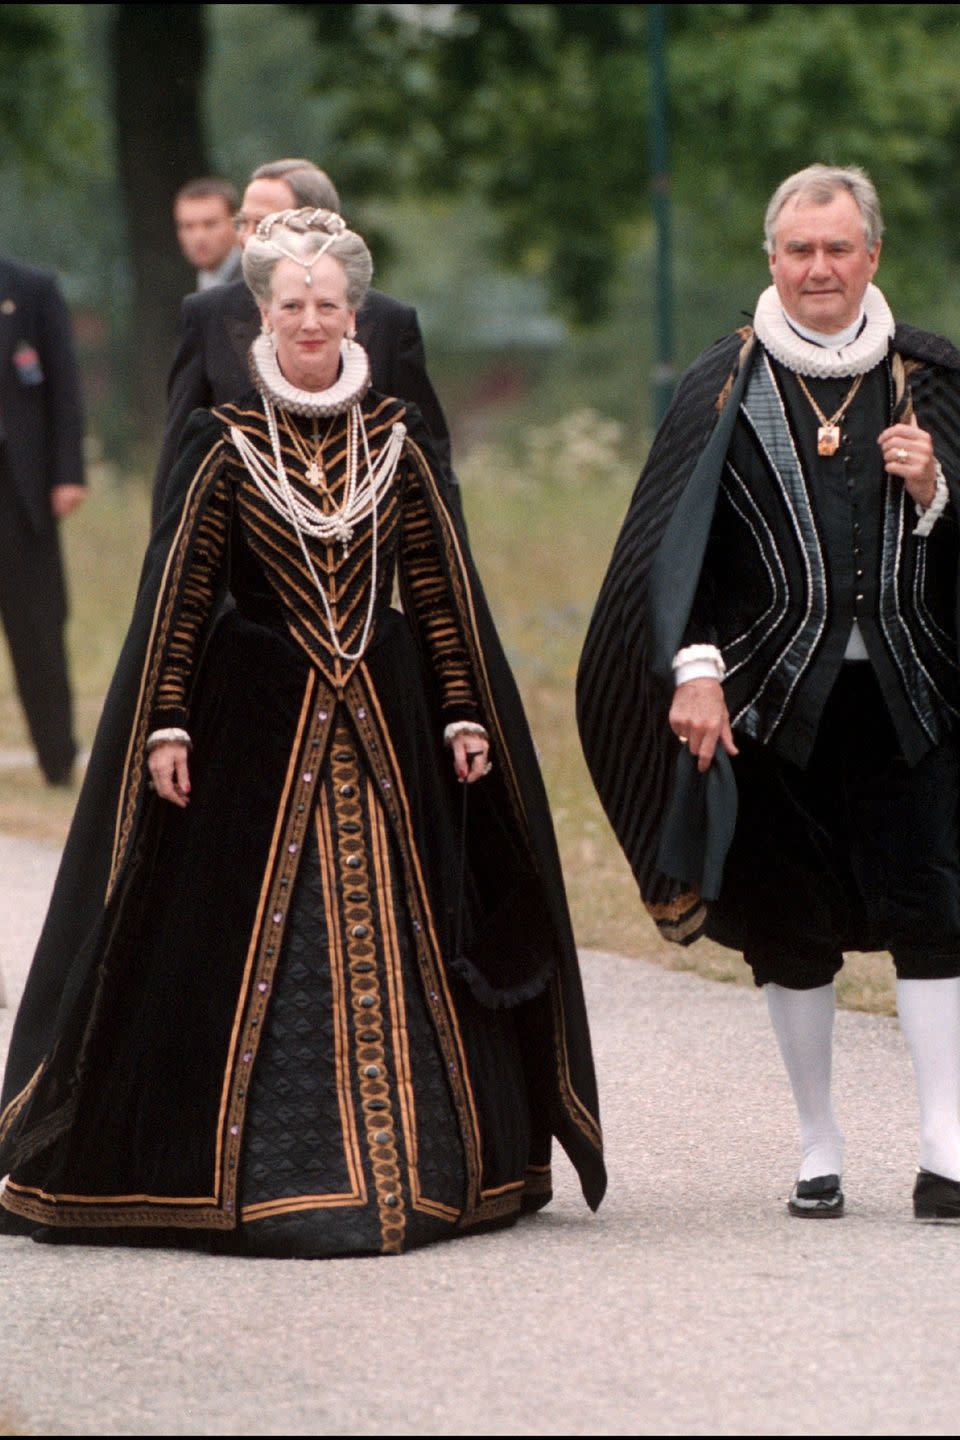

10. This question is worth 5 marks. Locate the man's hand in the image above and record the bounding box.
[50,484,86,519]
[878,414,937,509]
[669,678,739,774]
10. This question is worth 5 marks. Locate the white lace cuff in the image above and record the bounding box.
[146,727,192,752]
[913,460,949,537]
[443,720,488,747]
[672,644,726,687]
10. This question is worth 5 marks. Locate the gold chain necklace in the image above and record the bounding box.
[794,372,865,456]
[282,414,338,490]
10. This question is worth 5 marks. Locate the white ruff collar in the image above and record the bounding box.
[753,283,895,377]
[250,334,371,416]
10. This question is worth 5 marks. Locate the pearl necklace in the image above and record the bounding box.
[231,401,406,663]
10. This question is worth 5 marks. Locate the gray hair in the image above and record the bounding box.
[250,159,340,213]
[242,208,372,310]
[763,164,884,254]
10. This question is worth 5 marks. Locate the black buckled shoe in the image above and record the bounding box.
[913,1169,960,1223]
[788,1174,845,1218]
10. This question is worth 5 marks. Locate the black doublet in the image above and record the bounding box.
[687,351,960,768]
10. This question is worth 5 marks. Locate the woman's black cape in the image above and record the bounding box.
[0,406,605,1212]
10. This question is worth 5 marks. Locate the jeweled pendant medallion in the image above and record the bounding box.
[817,424,841,457]
[306,461,323,487]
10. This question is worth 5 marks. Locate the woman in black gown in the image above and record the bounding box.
[0,209,605,1256]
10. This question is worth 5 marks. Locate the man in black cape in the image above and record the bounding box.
[578,164,960,1223]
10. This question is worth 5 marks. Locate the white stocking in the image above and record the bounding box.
[896,977,960,1182]
[766,981,845,1181]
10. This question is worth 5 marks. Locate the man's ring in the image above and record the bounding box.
[895,447,909,462]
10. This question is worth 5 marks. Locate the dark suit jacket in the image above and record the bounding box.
[152,280,453,526]
[0,257,85,535]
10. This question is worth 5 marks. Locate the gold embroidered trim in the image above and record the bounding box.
[351,669,483,1213]
[523,1165,553,1198]
[331,725,406,1254]
[457,1189,523,1230]
[0,1060,45,1146]
[657,906,708,944]
[370,803,461,1224]
[552,981,604,1153]
[1,1181,230,1231]
[715,329,756,414]
[646,889,703,923]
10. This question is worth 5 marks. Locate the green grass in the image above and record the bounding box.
[0,429,898,1015]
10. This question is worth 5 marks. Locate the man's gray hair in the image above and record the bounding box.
[250,159,341,214]
[763,164,884,254]
[242,208,372,310]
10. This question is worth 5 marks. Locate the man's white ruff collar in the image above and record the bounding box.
[753,283,895,378]
[250,333,371,416]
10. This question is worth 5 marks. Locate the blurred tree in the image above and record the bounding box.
[110,4,209,441]
[0,5,95,173]
[298,3,960,323]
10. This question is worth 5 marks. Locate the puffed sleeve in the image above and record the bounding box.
[399,447,482,726]
[147,443,233,733]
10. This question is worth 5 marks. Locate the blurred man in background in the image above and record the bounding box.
[173,177,242,292]
[0,255,85,786]
[152,158,453,525]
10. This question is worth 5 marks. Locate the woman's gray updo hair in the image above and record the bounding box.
[242,208,373,310]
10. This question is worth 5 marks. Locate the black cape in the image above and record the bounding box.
[576,322,960,945]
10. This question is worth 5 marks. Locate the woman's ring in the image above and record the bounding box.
[895,447,909,462]
[678,734,689,744]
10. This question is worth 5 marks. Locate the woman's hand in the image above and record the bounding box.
[451,733,490,785]
[148,741,191,807]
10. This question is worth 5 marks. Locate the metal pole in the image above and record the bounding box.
[649,3,675,426]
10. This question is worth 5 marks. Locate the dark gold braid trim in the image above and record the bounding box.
[0,1061,45,1147]
[715,329,756,414]
[457,1189,523,1230]
[330,727,406,1254]
[1,1182,229,1231]
[108,441,226,900]
[551,982,603,1153]
[522,1165,553,1198]
[646,889,707,944]
[349,668,484,1214]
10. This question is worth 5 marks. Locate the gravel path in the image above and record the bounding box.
[1,832,958,1436]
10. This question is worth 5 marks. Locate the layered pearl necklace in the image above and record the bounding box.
[232,335,406,663]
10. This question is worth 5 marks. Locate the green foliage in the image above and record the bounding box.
[299,3,960,325]
[0,5,100,177]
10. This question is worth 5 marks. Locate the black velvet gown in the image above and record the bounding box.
[0,377,605,1256]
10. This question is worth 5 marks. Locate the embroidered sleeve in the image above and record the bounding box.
[400,458,481,725]
[149,466,232,732]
